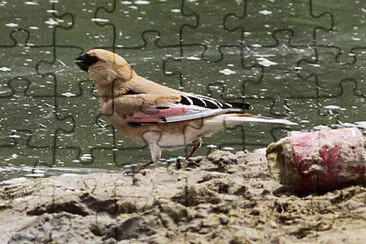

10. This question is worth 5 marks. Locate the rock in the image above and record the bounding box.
[219,215,229,225]
[155,199,187,223]
[208,150,236,163]
[103,215,158,241]
[171,185,221,207]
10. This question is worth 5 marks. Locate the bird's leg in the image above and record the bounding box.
[134,143,161,173]
[186,137,202,159]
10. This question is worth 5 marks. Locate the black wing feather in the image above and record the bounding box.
[180,94,234,109]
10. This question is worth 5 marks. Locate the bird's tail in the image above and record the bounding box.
[203,113,297,133]
[183,113,297,141]
[223,113,297,126]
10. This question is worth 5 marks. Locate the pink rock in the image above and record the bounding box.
[267,127,366,192]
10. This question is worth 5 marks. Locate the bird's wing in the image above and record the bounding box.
[111,93,240,124]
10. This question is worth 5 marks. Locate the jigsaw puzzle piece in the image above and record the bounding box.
[224,0,332,47]
[95,0,196,48]
[285,97,337,127]
[244,97,278,116]
[313,1,366,62]
[164,45,262,99]
[116,32,182,90]
[52,0,115,50]
[106,145,151,168]
[316,80,366,124]
[0,78,73,166]
[284,76,366,127]
[181,0,243,60]
[243,31,317,102]
[0,130,63,168]
[0,1,72,46]
[353,48,366,81]
[298,47,364,98]
[285,79,366,128]
[0,30,57,97]
[244,123,291,150]
[36,46,85,96]
[0,31,85,101]
[55,81,117,167]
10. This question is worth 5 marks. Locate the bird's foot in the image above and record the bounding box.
[123,160,154,175]
[131,160,154,174]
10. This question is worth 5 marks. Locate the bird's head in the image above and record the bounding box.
[75,49,135,87]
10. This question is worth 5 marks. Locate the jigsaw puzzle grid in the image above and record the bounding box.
[0,0,365,168]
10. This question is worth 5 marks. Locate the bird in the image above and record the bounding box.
[75,49,296,172]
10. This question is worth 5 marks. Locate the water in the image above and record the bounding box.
[0,0,365,180]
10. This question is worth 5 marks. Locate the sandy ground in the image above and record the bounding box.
[1,150,366,243]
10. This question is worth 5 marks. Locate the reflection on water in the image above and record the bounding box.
[0,0,365,178]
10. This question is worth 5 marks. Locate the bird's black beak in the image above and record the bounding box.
[75,53,98,72]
